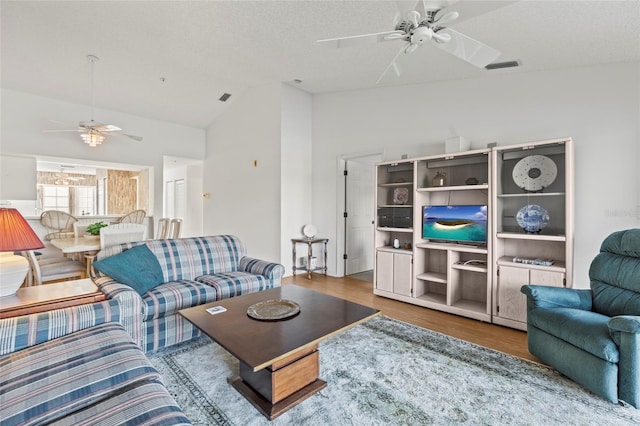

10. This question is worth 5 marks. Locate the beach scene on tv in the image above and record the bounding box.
[423,205,488,244]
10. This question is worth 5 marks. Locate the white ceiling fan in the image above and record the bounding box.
[54,166,84,185]
[317,0,515,84]
[44,55,143,147]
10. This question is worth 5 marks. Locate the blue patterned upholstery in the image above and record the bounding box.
[92,235,285,352]
[0,322,190,426]
[0,299,122,356]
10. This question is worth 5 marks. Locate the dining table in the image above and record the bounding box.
[49,237,101,276]
[49,237,101,254]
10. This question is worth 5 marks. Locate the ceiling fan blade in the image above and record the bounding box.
[110,132,143,142]
[434,1,517,25]
[376,44,410,85]
[384,31,408,41]
[407,10,421,27]
[42,129,82,133]
[316,31,407,49]
[93,124,122,132]
[79,120,105,129]
[433,10,459,27]
[433,28,501,68]
[432,31,451,43]
[394,1,420,23]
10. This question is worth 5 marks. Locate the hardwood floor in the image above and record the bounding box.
[283,274,541,363]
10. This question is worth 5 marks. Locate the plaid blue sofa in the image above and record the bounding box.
[0,304,190,426]
[92,235,285,352]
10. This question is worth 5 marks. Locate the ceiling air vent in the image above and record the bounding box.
[485,60,521,70]
[218,93,232,102]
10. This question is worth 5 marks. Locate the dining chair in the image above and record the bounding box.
[99,223,146,249]
[169,218,182,238]
[40,210,78,241]
[156,218,170,239]
[22,251,85,286]
[112,209,146,224]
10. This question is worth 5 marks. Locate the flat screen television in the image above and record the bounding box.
[423,205,488,244]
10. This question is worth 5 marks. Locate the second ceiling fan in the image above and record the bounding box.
[317,0,515,83]
[44,55,143,147]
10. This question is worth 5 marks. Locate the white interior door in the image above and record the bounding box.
[345,156,378,275]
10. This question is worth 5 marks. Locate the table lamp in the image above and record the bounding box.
[0,208,45,297]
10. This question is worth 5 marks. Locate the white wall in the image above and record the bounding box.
[280,85,313,276]
[313,63,640,286]
[204,83,282,263]
[1,89,206,221]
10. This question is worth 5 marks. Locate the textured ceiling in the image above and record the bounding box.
[2,1,639,128]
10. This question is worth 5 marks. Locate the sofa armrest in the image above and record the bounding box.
[239,257,285,282]
[609,315,640,335]
[0,299,121,356]
[608,316,640,407]
[91,276,145,347]
[521,285,593,311]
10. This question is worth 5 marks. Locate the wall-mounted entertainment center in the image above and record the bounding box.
[374,137,573,330]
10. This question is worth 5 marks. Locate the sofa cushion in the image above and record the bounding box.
[195,272,269,299]
[528,306,619,363]
[93,244,165,295]
[48,380,191,426]
[143,280,222,321]
[146,236,247,282]
[0,322,162,426]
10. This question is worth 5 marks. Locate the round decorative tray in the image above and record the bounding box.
[512,155,557,192]
[516,204,550,233]
[247,299,301,321]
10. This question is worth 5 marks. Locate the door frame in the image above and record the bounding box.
[335,150,382,278]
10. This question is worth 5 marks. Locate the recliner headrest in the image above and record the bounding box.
[600,228,640,258]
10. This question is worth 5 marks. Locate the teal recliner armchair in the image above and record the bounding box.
[521,229,640,407]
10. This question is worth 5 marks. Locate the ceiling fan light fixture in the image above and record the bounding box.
[81,131,105,147]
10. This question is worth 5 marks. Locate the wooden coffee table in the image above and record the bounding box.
[179,285,379,419]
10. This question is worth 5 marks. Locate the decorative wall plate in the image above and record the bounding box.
[393,187,409,205]
[302,224,317,239]
[247,299,301,321]
[516,204,550,233]
[512,155,557,192]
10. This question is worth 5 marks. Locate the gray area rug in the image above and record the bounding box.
[147,316,640,425]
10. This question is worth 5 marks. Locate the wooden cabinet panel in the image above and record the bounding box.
[393,252,412,297]
[497,266,529,324]
[530,269,565,288]
[375,251,394,293]
[498,265,565,324]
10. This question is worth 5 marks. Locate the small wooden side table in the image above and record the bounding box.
[291,238,328,279]
[0,278,106,319]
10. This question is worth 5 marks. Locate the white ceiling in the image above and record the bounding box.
[2,1,639,129]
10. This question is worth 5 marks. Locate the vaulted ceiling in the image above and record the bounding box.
[2,1,639,128]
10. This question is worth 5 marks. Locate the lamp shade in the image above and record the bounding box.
[0,208,45,252]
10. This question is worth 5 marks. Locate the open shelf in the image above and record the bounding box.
[452,262,488,273]
[377,247,413,254]
[416,242,488,254]
[498,192,565,198]
[377,227,413,233]
[497,256,566,273]
[417,184,489,192]
[415,293,447,305]
[416,272,446,283]
[379,182,413,187]
[497,232,566,242]
[451,299,487,314]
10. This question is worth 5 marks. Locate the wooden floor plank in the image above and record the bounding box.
[283,274,540,363]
